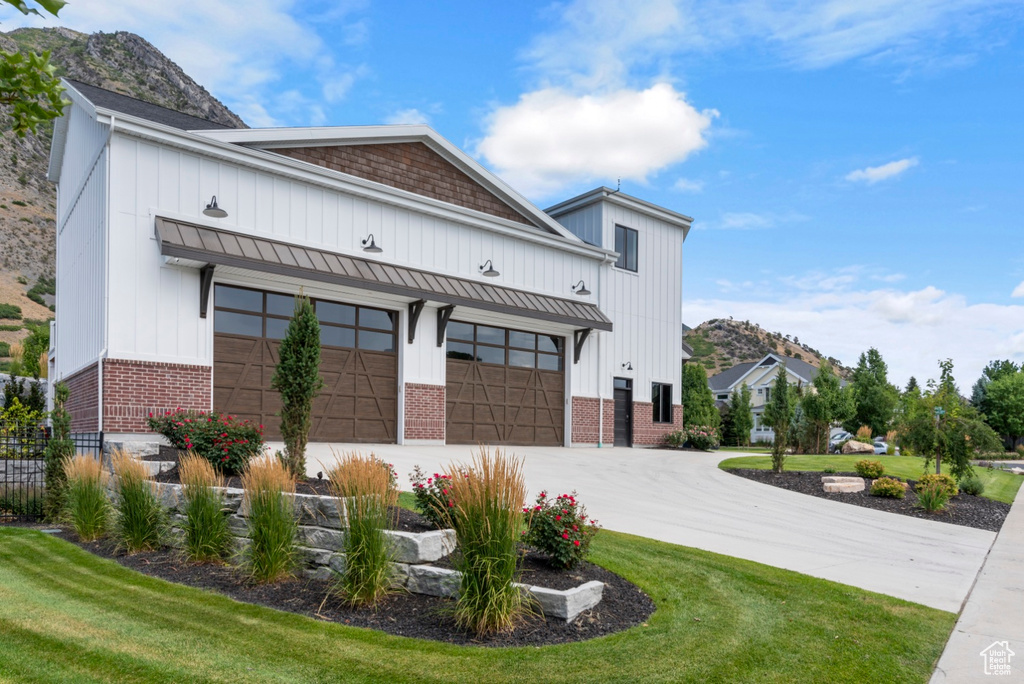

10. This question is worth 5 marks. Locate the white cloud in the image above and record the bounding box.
[476,83,717,198]
[683,273,1024,387]
[385,108,431,125]
[846,157,919,184]
[1012,281,1024,298]
[717,212,775,230]
[673,178,705,193]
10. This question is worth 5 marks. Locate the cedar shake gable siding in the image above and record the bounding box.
[275,143,534,226]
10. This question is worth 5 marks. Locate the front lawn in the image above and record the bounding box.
[0,526,953,683]
[718,446,772,454]
[718,454,1023,505]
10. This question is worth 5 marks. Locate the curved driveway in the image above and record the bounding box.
[303,444,993,613]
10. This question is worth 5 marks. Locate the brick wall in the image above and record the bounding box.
[404,383,445,441]
[102,359,212,433]
[63,362,99,432]
[632,402,682,446]
[277,143,533,226]
[571,396,616,445]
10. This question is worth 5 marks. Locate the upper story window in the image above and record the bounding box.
[614,225,638,272]
[652,383,673,423]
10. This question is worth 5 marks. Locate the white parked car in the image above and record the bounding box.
[873,441,900,456]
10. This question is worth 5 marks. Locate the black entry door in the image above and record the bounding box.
[613,378,632,447]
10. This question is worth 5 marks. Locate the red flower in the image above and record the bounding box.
[574,540,580,547]
[555,515,561,521]
[562,532,569,540]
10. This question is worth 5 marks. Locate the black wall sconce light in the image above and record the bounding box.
[479,259,500,277]
[621,361,633,371]
[203,196,227,218]
[361,233,383,253]
[572,279,591,296]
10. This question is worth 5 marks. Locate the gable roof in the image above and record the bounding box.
[708,354,829,392]
[546,186,694,237]
[192,125,583,241]
[63,80,236,131]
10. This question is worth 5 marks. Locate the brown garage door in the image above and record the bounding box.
[213,285,398,443]
[445,321,564,446]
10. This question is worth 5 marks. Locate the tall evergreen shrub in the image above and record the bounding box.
[270,293,323,479]
[44,381,74,521]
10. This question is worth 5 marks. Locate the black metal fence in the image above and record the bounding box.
[0,426,104,523]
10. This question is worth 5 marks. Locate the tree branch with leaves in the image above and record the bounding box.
[1,0,66,136]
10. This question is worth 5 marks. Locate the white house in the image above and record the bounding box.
[708,353,829,442]
[48,80,690,448]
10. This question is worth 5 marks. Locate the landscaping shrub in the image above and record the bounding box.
[915,482,950,513]
[854,460,885,479]
[328,452,397,606]
[410,465,456,529]
[147,409,263,474]
[44,381,74,521]
[442,447,530,636]
[870,477,907,499]
[0,485,43,517]
[241,456,296,583]
[666,425,719,450]
[885,443,896,456]
[63,454,109,541]
[523,491,600,569]
[822,466,837,474]
[179,452,232,562]
[916,473,958,498]
[855,426,873,442]
[958,475,985,497]
[0,303,22,320]
[270,292,323,479]
[1017,444,1024,458]
[111,449,166,553]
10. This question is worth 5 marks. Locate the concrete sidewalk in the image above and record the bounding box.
[300,443,994,612]
[931,484,1024,682]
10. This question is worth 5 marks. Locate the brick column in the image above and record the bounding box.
[63,362,100,432]
[404,383,445,443]
[631,403,682,446]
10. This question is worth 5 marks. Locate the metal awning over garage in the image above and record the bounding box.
[155,217,613,332]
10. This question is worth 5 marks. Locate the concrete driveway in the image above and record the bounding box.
[299,443,994,613]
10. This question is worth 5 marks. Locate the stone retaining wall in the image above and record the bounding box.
[0,459,44,485]
[146,479,603,621]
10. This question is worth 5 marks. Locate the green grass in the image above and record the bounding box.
[718,446,773,454]
[719,454,1024,505]
[0,526,953,683]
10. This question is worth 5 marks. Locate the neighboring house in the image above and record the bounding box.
[48,80,690,449]
[708,354,829,443]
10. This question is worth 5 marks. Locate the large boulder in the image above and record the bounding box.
[841,440,875,455]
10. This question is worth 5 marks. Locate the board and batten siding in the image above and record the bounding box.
[55,105,108,379]
[103,132,603,367]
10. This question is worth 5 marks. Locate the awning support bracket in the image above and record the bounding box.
[573,328,592,364]
[199,264,215,319]
[437,305,455,347]
[408,299,426,343]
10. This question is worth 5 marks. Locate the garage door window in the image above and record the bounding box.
[445,322,563,371]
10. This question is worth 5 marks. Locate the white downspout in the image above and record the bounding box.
[97,114,114,433]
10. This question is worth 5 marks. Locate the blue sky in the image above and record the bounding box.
[4,0,1024,387]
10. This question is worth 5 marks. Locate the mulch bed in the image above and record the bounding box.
[44,529,654,648]
[728,469,1010,532]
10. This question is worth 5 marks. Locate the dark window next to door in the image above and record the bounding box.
[614,225,638,272]
[652,383,673,423]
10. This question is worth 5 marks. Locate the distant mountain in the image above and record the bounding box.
[0,27,245,281]
[685,318,851,378]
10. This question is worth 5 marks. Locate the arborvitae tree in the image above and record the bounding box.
[271,293,324,479]
[984,370,1024,449]
[729,383,753,446]
[843,348,898,437]
[905,377,919,394]
[681,363,720,429]
[762,365,793,472]
[43,381,74,521]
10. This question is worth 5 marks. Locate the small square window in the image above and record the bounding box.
[652,383,673,424]
[614,225,638,272]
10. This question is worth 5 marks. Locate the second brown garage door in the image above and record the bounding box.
[212,285,398,443]
[445,321,565,446]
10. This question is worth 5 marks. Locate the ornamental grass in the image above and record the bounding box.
[179,452,232,563]
[110,449,166,553]
[442,447,531,636]
[327,452,397,606]
[241,455,297,583]
[62,453,109,542]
